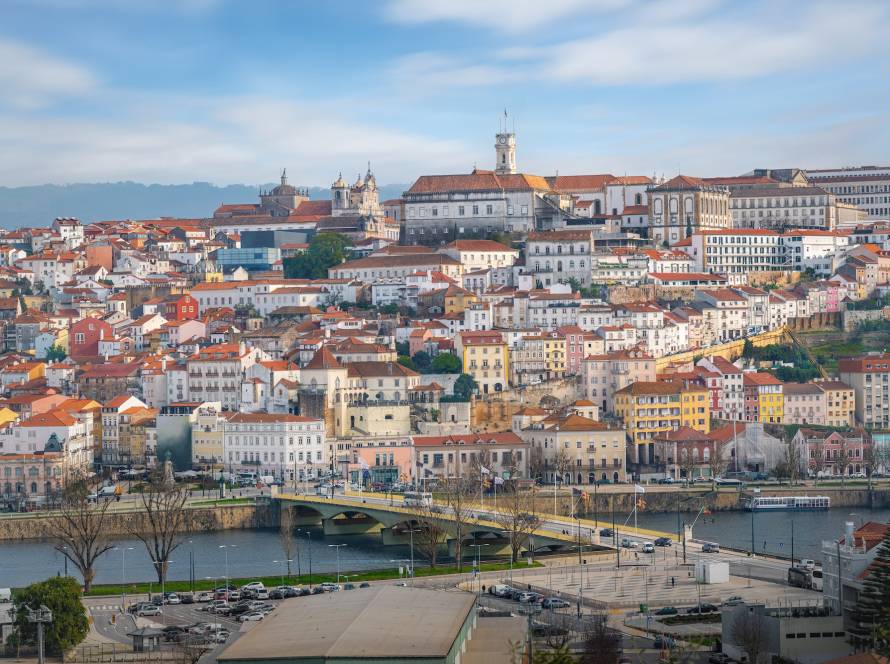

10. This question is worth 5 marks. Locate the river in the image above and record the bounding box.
[2,506,888,588]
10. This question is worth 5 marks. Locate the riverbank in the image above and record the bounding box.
[83,560,541,597]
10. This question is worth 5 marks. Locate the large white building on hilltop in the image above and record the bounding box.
[806,165,890,219]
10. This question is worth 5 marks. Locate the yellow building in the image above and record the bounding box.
[444,284,478,315]
[614,380,710,464]
[743,373,783,423]
[456,331,509,395]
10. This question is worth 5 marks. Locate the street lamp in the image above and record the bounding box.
[328,544,347,585]
[273,559,293,586]
[297,529,312,587]
[219,545,236,592]
[115,546,134,612]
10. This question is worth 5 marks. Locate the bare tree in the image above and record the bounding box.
[444,476,477,572]
[709,438,729,487]
[809,438,826,482]
[784,434,801,486]
[492,489,539,563]
[528,445,546,484]
[730,609,768,664]
[679,446,697,484]
[552,447,573,488]
[173,636,213,664]
[49,480,114,592]
[129,469,189,584]
[579,612,622,664]
[411,511,447,568]
[279,506,296,578]
[837,435,851,488]
[863,434,878,491]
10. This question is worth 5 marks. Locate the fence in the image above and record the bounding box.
[67,643,180,663]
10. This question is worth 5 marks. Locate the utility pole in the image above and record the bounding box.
[26,605,53,664]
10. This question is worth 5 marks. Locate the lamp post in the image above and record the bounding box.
[329,544,347,585]
[219,545,236,593]
[116,546,134,612]
[297,529,312,587]
[471,543,489,594]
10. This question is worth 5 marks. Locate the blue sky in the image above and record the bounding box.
[2,0,889,187]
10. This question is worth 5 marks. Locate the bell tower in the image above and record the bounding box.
[495,110,516,175]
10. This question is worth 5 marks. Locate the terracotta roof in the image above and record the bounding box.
[527,230,591,242]
[333,254,459,270]
[743,372,783,386]
[548,174,615,191]
[346,361,418,378]
[227,413,320,424]
[443,240,515,252]
[304,346,342,370]
[408,171,553,195]
[20,410,77,427]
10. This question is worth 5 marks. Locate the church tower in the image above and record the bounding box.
[331,172,350,216]
[495,111,516,175]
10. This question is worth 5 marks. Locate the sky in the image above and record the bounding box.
[2,0,889,188]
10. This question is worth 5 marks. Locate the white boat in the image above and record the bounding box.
[745,495,830,511]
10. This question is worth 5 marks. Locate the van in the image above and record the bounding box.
[702,542,720,553]
[488,584,511,597]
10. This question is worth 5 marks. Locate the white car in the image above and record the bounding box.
[621,539,639,549]
[641,543,655,554]
[319,582,341,592]
[195,592,214,603]
[799,559,817,571]
[136,605,161,617]
[241,582,265,591]
[239,611,264,622]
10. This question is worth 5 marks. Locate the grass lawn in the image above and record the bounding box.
[85,560,541,597]
[661,613,721,625]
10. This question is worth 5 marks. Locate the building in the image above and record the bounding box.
[187,342,264,411]
[839,354,890,428]
[217,586,525,664]
[455,331,509,394]
[524,230,593,286]
[224,413,325,482]
[687,229,784,279]
[743,372,784,423]
[793,428,870,478]
[722,603,847,664]
[822,520,890,619]
[614,380,710,464]
[412,431,527,484]
[729,186,846,230]
[647,175,731,245]
[806,165,890,219]
[783,381,855,427]
[652,427,717,481]
[439,240,518,272]
[582,350,656,414]
[516,412,626,485]
[329,254,462,282]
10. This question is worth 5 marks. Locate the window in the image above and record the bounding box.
[472,205,479,215]
[486,204,493,214]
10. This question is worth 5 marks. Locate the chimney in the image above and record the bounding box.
[845,521,855,546]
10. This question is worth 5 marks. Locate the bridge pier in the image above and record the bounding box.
[380,527,413,546]
[323,516,383,536]
[448,538,513,559]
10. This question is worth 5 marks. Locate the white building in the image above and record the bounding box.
[224,413,325,481]
[525,230,593,286]
[807,165,890,219]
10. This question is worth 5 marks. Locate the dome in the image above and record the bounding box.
[332,172,348,188]
[272,169,297,196]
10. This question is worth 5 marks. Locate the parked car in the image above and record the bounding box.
[799,559,816,571]
[657,477,674,485]
[241,582,265,592]
[238,612,264,622]
[655,606,678,616]
[620,539,639,549]
[687,603,718,614]
[359,582,371,588]
[702,543,720,553]
[179,594,194,605]
[542,598,570,609]
[161,626,188,642]
[254,589,269,600]
[136,604,161,617]
[162,593,181,605]
[343,583,356,591]
[599,528,614,538]
[489,584,511,597]
[207,601,230,614]
[722,596,744,607]
[311,586,325,594]
[655,537,673,547]
[709,654,732,664]
[319,583,341,592]
[642,542,655,554]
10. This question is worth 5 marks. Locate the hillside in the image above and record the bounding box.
[0,181,408,228]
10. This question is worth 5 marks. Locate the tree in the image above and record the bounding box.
[395,341,410,356]
[679,447,697,484]
[528,446,546,483]
[49,480,114,592]
[809,438,826,482]
[11,577,88,656]
[410,511,447,568]
[397,355,416,371]
[444,476,477,573]
[534,645,576,664]
[129,469,189,584]
[742,339,755,358]
[784,434,801,486]
[552,447,573,488]
[379,303,400,315]
[708,438,728,487]
[452,374,477,401]
[730,609,768,664]
[848,529,890,652]
[492,489,539,562]
[411,350,432,373]
[579,613,622,664]
[283,232,351,279]
[45,344,67,362]
[173,636,214,664]
[279,506,297,578]
[431,353,462,374]
[837,435,851,487]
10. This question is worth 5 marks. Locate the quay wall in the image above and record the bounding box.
[0,502,277,542]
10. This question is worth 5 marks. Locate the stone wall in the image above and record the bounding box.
[788,312,841,331]
[842,307,890,332]
[471,378,581,432]
[0,502,277,542]
[654,327,788,372]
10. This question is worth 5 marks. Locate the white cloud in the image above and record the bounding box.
[0,96,471,187]
[388,52,519,90]
[384,0,628,32]
[0,38,97,109]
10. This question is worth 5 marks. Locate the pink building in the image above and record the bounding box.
[793,428,871,478]
[347,437,414,486]
[582,349,655,414]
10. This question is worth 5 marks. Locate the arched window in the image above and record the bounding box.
[634,193,642,205]
[669,198,678,214]
[654,198,663,214]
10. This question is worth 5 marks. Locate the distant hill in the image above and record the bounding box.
[0,181,409,228]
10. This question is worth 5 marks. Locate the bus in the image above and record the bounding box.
[810,569,823,591]
[403,491,433,508]
[788,566,814,589]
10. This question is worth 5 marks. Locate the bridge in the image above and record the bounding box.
[275,492,608,559]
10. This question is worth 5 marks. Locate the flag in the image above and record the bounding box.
[480,466,491,475]
[494,476,505,485]
[634,484,646,494]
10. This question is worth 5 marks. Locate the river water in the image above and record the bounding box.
[3,507,889,588]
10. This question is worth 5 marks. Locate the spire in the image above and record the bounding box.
[281,168,288,185]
